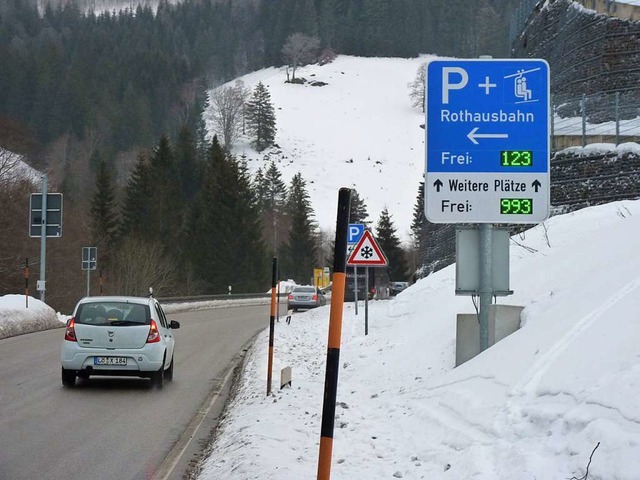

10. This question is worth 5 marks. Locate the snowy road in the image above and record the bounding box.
[0,304,270,480]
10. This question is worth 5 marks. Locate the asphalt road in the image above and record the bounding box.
[0,304,271,480]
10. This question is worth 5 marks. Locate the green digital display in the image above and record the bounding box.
[501,150,533,167]
[500,198,533,215]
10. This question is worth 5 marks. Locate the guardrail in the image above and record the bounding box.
[157,292,273,304]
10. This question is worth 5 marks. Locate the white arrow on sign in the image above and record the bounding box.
[467,127,509,145]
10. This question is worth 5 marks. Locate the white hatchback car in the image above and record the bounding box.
[61,296,180,388]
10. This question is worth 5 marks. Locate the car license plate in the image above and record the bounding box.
[94,356,127,366]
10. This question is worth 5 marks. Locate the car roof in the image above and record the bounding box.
[78,296,153,306]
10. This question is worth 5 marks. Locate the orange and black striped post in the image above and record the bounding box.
[317,187,351,480]
[267,256,278,396]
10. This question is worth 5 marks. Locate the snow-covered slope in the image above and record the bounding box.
[38,0,181,16]
[0,148,41,185]
[196,199,640,479]
[205,55,428,241]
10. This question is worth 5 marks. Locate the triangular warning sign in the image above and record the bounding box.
[347,230,388,266]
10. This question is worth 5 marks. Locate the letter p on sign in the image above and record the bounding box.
[348,223,364,244]
[442,67,468,104]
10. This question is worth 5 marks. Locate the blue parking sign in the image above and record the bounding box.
[425,58,550,224]
[348,223,365,244]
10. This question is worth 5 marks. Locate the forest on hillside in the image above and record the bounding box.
[0,0,522,309]
[0,0,518,162]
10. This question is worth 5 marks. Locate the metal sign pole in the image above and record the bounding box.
[364,266,369,335]
[39,175,47,303]
[86,268,91,297]
[353,266,358,315]
[479,224,493,351]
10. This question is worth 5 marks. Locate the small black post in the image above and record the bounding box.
[24,258,29,308]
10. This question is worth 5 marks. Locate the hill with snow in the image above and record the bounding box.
[196,198,640,480]
[0,148,42,185]
[205,55,428,242]
[37,0,181,15]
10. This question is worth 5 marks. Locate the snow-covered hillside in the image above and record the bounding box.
[0,148,41,185]
[205,55,428,242]
[37,0,181,16]
[196,198,640,480]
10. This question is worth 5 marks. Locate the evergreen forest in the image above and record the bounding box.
[0,0,520,310]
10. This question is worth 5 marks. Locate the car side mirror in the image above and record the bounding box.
[170,320,181,329]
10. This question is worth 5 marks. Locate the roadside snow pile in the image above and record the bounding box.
[0,295,61,339]
[197,199,640,480]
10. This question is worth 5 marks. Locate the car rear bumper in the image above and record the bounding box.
[287,301,319,310]
[61,342,164,373]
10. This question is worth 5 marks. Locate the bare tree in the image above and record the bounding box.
[408,62,427,112]
[0,148,22,183]
[109,238,178,297]
[282,32,320,81]
[0,116,36,183]
[210,80,250,149]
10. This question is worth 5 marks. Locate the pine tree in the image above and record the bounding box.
[260,160,288,255]
[174,124,201,204]
[283,172,318,284]
[195,92,211,164]
[147,134,182,248]
[253,167,268,210]
[245,81,277,151]
[186,136,268,292]
[228,158,269,291]
[376,207,408,281]
[120,152,152,239]
[348,188,370,226]
[186,136,233,292]
[90,158,119,267]
[410,181,425,249]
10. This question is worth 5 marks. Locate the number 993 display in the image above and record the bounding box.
[500,198,533,215]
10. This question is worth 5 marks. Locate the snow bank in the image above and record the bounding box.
[0,295,61,339]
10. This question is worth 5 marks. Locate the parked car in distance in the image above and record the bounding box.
[60,296,180,388]
[287,285,327,311]
[389,281,410,296]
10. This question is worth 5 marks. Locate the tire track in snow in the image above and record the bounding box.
[510,275,640,398]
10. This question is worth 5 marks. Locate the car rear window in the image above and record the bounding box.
[294,287,316,293]
[75,302,150,326]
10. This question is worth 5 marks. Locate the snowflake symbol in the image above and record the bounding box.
[360,246,374,259]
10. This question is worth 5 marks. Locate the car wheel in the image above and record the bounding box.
[61,368,76,387]
[151,364,164,388]
[166,357,174,381]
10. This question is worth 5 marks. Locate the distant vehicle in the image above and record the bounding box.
[287,285,327,311]
[389,281,409,296]
[60,296,180,388]
[344,268,375,301]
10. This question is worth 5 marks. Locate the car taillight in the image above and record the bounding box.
[312,294,318,301]
[288,294,293,300]
[64,318,77,342]
[146,319,161,343]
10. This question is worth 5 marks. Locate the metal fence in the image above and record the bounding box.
[510,0,640,151]
[509,0,541,46]
[552,91,640,151]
